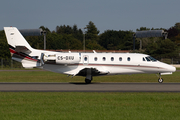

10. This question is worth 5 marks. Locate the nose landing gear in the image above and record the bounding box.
[158,73,163,83]
[158,78,163,83]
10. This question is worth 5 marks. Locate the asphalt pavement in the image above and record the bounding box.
[0,82,180,92]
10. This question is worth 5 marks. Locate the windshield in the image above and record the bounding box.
[145,56,157,62]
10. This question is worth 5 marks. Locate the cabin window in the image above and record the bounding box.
[119,57,122,61]
[127,57,131,61]
[84,57,87,61]
[143,57,146,61]
[94,57,98,61]
[111,57,114,61]
[102,57,106,61]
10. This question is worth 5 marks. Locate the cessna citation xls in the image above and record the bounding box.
[4,27,176,83]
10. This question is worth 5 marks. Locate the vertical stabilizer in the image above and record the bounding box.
[4,27,33,51]
[4,27,39,68]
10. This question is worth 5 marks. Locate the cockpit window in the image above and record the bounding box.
[143,57,146,61]
[148,56,157,62]
[145,56,157,62]
[145,57,151,61]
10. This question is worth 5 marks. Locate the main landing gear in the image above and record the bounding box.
[85,69,92,84]
[158,73,163,83]
[85,78,92,84]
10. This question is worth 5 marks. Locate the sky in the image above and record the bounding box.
[0,0,180,33]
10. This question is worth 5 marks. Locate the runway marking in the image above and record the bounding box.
[0,83,180,92]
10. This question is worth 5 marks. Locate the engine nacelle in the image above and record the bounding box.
[43,53,81,64]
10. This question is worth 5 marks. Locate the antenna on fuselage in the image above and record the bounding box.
[93,50,97,53]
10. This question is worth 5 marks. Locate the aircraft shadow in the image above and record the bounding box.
[69,82,100,85]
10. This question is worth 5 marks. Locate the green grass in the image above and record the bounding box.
[0,69,180,119]
[0,70,179,83]
[0,92,180,120]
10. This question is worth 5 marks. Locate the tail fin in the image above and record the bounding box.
[4,27,33,54]
[4,27,39,68]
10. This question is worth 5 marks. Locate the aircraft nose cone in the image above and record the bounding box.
[169,65,176,72]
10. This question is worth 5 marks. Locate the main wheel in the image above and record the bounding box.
[158,78,163,83]
[85,79,91,84]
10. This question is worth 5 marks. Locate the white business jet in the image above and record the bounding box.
[4,27,176,83]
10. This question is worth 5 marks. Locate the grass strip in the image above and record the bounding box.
[0,70,179,83]
[0,92,180,120]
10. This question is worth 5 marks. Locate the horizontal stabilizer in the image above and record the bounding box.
[21,63,34,69]
[15,46,31,53]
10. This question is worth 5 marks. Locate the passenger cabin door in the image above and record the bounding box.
[83,55,89,65]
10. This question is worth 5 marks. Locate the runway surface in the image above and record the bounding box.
[0,83,180,92]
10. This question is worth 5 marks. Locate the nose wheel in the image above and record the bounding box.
[158,78,163,83]
[158,73,163,83]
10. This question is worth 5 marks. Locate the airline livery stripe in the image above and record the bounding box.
[72,63,164,69]
[9,48,38,62]
[45,62,165,70]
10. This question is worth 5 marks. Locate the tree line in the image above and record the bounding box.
[0,21,180,60]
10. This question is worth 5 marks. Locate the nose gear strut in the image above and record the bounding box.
[158,73,163,83]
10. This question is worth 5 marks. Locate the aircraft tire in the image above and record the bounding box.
[85,79,91,84]
[158,78,163,83]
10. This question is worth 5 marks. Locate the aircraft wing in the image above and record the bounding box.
[76,67,109,77]
[15,46,31,53]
